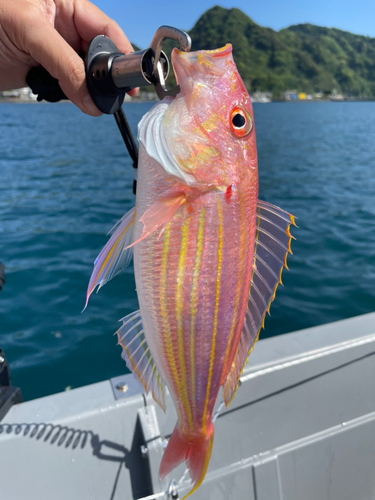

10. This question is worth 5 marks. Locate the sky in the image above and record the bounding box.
[92,0,375,49]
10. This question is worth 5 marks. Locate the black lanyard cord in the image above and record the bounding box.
[114,107,138,170]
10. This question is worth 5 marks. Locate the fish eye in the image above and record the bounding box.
[230,107,253,138]
[232,114,246,128]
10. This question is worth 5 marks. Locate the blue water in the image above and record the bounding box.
[1,101,374,401]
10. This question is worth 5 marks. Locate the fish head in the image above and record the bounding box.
[162,44,257,188]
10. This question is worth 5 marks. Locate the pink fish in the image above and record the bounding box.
[86,44,295,498]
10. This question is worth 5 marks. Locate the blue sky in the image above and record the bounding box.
[92,0,375,49]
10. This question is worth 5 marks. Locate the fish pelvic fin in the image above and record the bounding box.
[84,206,136,309]
[160,422,214,499]
[223,200,296,406]
[117,310,166,411]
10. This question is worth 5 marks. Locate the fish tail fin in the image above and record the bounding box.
[159,422,214,500]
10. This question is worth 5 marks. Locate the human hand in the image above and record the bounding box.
[0,0,136,116]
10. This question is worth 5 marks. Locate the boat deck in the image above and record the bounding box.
[1,312,375,500]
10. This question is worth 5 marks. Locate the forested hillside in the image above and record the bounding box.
[184,6,375,97]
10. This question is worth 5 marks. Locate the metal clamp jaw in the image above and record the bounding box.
[149,26,191,100]
[86,25,191,114]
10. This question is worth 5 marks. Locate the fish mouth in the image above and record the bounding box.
[171,44,233,87]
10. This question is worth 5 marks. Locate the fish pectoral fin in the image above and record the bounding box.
[222,200,296,406]
[84,207,136,309]
[129,193,186,249]
[117,310,166,412]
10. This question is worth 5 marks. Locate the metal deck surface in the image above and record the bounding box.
[1,312,375,500]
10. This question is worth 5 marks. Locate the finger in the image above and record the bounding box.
[127,88,139,97]
[22,6,101,116]
[73,0,139,97]
[73,0,134,55]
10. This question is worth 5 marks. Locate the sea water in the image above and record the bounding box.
[0,101,374,400]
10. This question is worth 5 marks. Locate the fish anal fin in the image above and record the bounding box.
[117,310,166,411]
[222,200,296,406]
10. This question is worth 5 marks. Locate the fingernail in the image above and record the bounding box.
[82,94,101,116]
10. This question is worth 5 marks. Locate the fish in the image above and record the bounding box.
[85,44,295,499]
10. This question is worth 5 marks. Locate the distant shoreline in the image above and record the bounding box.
[1,98,375,104]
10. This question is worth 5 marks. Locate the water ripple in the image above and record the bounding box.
[0,101,374,400]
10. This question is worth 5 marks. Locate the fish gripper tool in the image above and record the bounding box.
[86,25,191,112]
[26,26,191,194]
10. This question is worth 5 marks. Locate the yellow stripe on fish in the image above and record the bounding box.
[202,198,223,433]
[222,193,247,379]
[176,217,194,431]
[190,208,206,418]
[160,224,181,411]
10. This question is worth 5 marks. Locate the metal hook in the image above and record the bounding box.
[149,26,191,100]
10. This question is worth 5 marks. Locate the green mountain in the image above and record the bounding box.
[183,6,375,97]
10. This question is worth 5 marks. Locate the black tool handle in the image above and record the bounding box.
[0,349,11,387]
[26,66,67,102]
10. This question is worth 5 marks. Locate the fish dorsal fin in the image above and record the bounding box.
[85,207,136,308]
[222,200,296,406]
[117,310,166,411]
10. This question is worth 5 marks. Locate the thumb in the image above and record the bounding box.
[24,9,101,116]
